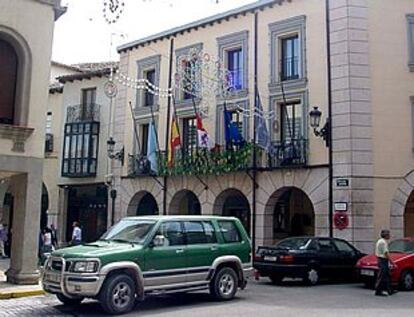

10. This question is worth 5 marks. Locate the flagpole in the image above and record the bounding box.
[163,38,175,215]
[252,11,259,254]
[128,101,143,175]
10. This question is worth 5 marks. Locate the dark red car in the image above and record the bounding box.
[356,238,414,291]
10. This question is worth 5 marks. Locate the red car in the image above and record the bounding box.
[356,238,414,291]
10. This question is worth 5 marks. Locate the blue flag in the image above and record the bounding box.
[255,94,270,152]
[147,118,158,174]
[224,104,245,148]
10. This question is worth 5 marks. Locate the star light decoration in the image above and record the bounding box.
[103,0,222,25]
[103,0,125,24]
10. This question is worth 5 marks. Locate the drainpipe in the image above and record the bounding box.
[325,0,334,237]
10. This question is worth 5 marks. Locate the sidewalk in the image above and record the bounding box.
[0,258,45,299]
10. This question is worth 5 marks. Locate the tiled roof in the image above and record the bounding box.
[118,0,284,53]
[57,62,119,83]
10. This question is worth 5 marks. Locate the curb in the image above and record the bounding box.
[0,289,45,300]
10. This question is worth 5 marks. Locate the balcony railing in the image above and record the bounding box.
[66,103,100,123]
[128,154,153,177]
[127,140,308,177]
[268,138,307,168]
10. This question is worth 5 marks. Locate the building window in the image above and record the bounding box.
[140,123,149,156]
[82,88,96,106]
[280,101,303,142]
[407,14,414,71]
[183,117,197,155]
[226,48,243,90]
[62,122,99,177]
[175,43,203,105]
[144,69,155,106]
[45,112,52,134]
[136,55,161,113]
[182,59,198,100]
[0,39,18,125]
[281,35,300,81]
[230,110,243,136]
[217,31,249,98]
[269,15,306,88]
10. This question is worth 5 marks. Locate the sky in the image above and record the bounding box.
[52,0,257,65]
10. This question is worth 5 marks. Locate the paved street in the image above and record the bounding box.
[0,279,413,317]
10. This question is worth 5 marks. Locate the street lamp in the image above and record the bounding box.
[107,137,124,165]
[309,106,333,238]
[309,106,330,148]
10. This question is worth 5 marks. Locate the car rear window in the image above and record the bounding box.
[389,240,414,253]
[218,221,242,243]
[276,237,311,250]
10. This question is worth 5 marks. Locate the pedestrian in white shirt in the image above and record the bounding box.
[71,221,82,246]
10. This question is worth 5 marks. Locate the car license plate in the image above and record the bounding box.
[361,269,375,276]
[264,256,277,262]
[45,273,61,283]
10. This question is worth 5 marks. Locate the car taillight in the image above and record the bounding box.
[254,254,262,261]
[279,255,294,263]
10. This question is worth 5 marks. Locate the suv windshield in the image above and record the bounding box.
[100,219,156,244]
[389,239,414,254]
[276,237,312,250]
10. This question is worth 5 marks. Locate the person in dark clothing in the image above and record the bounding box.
[50,224,58,249]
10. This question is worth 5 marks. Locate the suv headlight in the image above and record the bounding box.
[72,261,99,273]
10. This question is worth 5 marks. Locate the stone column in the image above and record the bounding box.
[58,187,68,245]
[329,0,374,252]
[6,172,42,284]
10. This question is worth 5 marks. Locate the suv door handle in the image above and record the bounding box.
[176,249,185,254]
[211,246,218,251]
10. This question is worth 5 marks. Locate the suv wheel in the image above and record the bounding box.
[400,271,414,291]
[56,293,83,305]
[210,267,238,300]
[305,267,320,286]
[99,274,136,315]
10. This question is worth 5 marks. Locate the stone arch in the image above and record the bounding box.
[0,25,32,126]
[390,170,414,238]
[264,186,315,244]
[169,189,201,215]
[213,188,251,234]
[127,191,159,216]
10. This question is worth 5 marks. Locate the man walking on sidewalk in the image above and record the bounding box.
[375,229,396,296]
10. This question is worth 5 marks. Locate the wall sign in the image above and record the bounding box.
[336,178,349,187]
[334,202,348,212]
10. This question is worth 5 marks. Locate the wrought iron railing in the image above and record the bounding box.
[268,138,307,168]
[127,140,307,177]
[128,154,154,177]
[66,103,101,123]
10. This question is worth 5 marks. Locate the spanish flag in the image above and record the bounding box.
[168,114,181,167]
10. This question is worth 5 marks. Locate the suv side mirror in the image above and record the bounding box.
[151,235,166,248]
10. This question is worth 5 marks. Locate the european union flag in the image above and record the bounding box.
[147,118,158,174]
[224,104,245,148]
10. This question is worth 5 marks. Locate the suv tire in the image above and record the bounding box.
[99,274,136,315]
[56,293,83,305]
[210,267,238,300]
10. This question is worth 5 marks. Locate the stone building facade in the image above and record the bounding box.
[110,0,414,252]
[0,0,65,284]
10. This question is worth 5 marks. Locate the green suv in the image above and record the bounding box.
[42,216,252,314]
